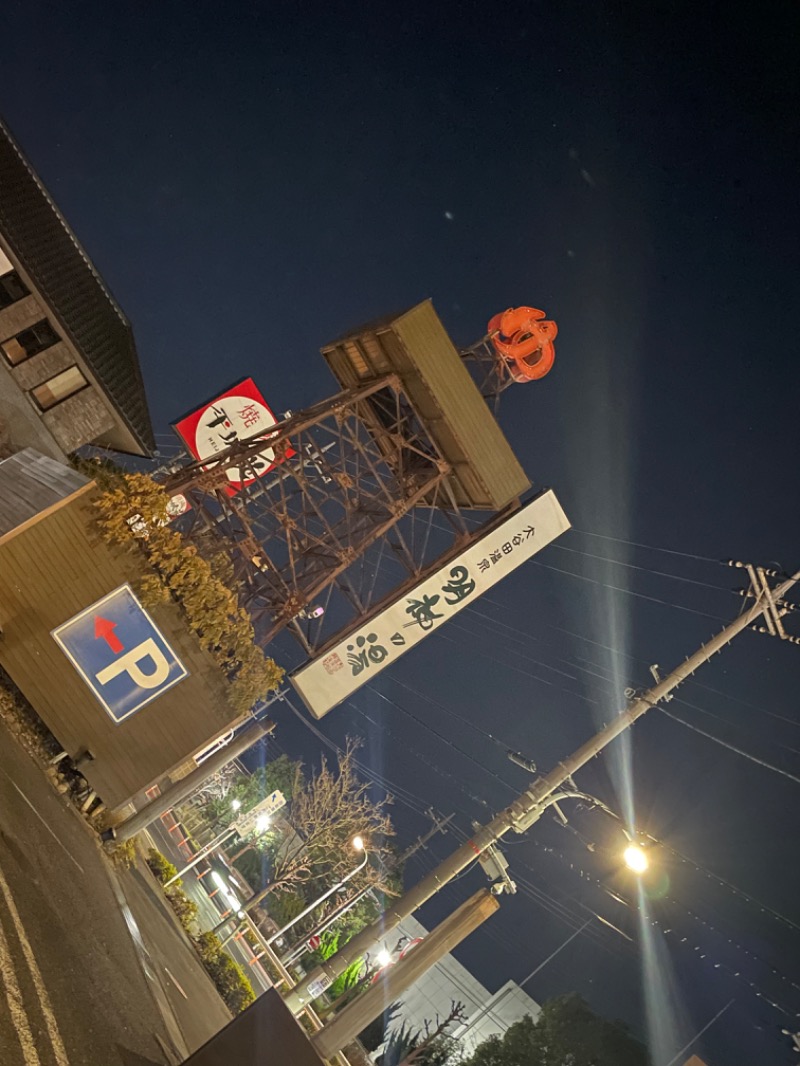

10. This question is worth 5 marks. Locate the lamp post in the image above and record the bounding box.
[279,882,375,967]
[215,835,369,938]
[263,836,368,947]
[537,787,651,875]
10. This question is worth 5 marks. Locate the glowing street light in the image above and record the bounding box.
[623,844,649,874]
[231,798,242,811]
[352,835,365,852]
[376,949,392,968]
[255,813,271,834]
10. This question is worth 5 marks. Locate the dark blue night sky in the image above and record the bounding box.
[3,4,800,1063]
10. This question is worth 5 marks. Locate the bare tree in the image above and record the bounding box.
[382,1001,467,1065]
[243,738,394,913]
[183,763,240,809]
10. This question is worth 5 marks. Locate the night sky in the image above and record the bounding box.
[3,4,800,1064]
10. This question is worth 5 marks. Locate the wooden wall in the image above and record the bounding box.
[0,483,244,810]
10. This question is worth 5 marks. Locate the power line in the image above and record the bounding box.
[553,540,738,596]
[436,627,601,707]
[515,838,800,1021]
[382,675,513,753]
[657,707,800,788]
[690,679,800,732]
[672,695,800,760]
[462,602,800,761]
[366,687,519,795]
[528,558,728,622]
[281,695,432,819]
[348,701,492,817]
[568,528,723,565]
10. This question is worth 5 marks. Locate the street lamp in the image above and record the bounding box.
[218,835,370,941]
[231,798,242,811]
[537,789,652,876]
[376,948,392,969]
[623,844,649,874]
[261,836,369,945]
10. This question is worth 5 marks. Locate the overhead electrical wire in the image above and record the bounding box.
[690,679,800,732]
[382,675,513,753]
[657,707,800,788]
[528,558,729,622]
[459,600,800,767]
[436,626,601,707]
[348,700,493,816]
[281,694,432,819]
[566,528,725,566]
[671,695,800,759]
[366,687,519,795]
[551,541,738,596]
[283,688,800,1034]
[520,837,800,1021]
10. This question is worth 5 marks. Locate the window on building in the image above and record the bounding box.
[0,270,28,311]
[31,366,88,410]
[1,319,61,365]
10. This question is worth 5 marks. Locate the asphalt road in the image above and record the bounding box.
[0,714,229,1066]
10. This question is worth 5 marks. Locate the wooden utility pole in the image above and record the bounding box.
[111,719,274,842]
[284,564,799,1014]
[310,889,499,1060]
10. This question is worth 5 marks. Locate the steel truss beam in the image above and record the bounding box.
[166,378,501,655]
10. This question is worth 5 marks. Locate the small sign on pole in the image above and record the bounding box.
[307,934,321,951]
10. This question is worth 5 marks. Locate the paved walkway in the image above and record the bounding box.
[0,712,230,1065]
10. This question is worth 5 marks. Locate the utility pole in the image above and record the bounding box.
[110,719,274,843]
[310,889,499,1060]
[284,564,799,1013]
[278,810,455,966]
[396,809,455,866]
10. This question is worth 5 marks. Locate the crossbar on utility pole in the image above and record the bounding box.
[283,567,799,1014]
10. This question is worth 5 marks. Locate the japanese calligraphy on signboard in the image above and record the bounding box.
[172,378,293,494]
[291,488,570,718]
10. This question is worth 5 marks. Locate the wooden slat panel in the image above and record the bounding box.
[0,485,242,810]
[322,301,530,510]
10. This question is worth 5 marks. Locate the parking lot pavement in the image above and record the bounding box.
[0,713,230,1065]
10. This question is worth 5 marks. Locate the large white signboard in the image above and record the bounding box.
[291,489,570,718]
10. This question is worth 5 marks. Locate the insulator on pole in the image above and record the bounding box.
[508,751,537,774]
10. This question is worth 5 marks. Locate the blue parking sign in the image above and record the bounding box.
[52,584,188,723]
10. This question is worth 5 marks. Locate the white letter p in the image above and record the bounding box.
[95,639,170,690]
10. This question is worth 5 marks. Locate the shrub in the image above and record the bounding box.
[165,886,199,931]
[146,849,179,886]
[194,930,255,1013]
[108,838,137,870]
[91,471,284,715]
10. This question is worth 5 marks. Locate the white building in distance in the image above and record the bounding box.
[379,913,540,1057]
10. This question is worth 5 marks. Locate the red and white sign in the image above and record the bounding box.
[307,934,321,951]
[172,378,292,494]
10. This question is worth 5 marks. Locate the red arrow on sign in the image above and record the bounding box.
[94,616,123,654]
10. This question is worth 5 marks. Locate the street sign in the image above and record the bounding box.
[306,974,331,999]
[307,934,321,951]
[233,789,287,836]
[291,489,571,718]
[51,584,188,723]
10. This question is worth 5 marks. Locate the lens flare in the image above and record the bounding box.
[624,844,649,874]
